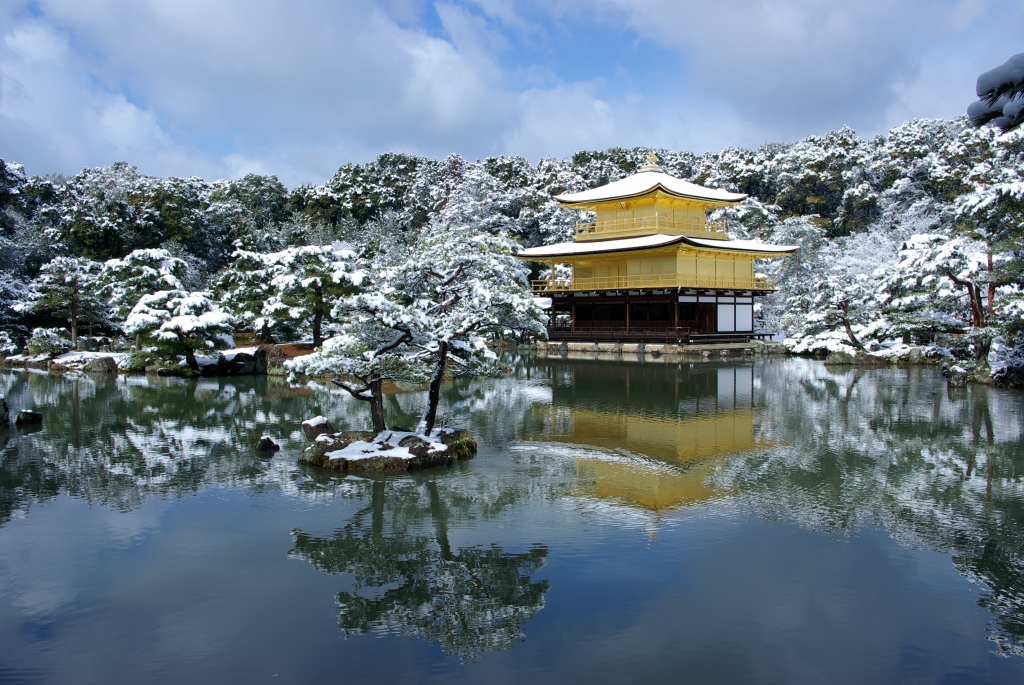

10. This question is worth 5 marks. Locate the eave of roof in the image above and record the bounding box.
[517,234,798,259]
[554,170,747,207]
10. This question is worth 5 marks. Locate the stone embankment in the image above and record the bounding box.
[520,340,788,362]
[0,343,313,377]
[823,347,943,367]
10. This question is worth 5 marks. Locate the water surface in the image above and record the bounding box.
[1,358,1023,683]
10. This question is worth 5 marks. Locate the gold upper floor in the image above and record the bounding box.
[574,192,730,242]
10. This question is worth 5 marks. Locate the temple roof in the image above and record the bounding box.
[555,169,748,207]
[518,234,798,259]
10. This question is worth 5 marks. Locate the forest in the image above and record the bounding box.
[0,115,1022,377]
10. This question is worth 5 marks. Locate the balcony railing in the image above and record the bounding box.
[530,274,777,293]
[574,214,728,240]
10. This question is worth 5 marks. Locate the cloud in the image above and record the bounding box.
[0,0,1022,185]
[0,18,212,178]
[593,0,1019,137]
[0,1,518,182]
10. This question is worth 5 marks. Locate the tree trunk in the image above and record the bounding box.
[420,341,448,436]
[70,295,79,347]
[259,322,276,344]
[838,301,864,350]
[946,273,989,369]
[975,335,991,368]
[369,378,386,433]
[842,318,864,350]
[312,285,324,347]
[184,348,199,371]
[988,251,996,315]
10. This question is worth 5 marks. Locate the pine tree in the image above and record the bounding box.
[123,290,233,371]
[21,256,105,346]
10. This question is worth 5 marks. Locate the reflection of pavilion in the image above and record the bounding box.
[527,362,757,512]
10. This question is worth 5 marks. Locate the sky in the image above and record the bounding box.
[0,0,1022,187]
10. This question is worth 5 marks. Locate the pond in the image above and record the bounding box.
[1,357,1023,683]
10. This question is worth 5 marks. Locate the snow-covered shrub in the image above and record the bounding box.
[0,329,18,356]
[25,327,71,356]
[124,290,234,371]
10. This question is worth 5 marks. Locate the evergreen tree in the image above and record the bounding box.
[98,249,189,323]
[123,290,233,371]
[21,256,105,345]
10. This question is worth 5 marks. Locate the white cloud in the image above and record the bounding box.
[0,19,215,178]
[594,0,1020,137]
[0,0,1021,184]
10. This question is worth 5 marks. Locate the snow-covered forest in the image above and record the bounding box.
[1,115,1023,370]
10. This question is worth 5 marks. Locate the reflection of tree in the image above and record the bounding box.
[289,480,550,659]
[0,371,358,522]
[722,360,1024,656]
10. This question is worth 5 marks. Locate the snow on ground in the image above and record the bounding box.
[54,351,128,364]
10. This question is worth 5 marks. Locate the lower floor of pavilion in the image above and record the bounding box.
[545,288,772,344]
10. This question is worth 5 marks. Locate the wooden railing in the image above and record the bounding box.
[531,274,776,293]
[574,215,728,241]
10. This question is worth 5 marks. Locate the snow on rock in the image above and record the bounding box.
[301,415,335,442]
[3,351,128,372]
[299,428,477,472]
[326,430,448,462]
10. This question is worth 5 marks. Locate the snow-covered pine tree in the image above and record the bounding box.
[213,249,283,342]
[385,217,544,435]
[260,245,364,346]
[287,315,426,432]
[968,52,1024,133]
[98,249,189,323]
[123,290,233,371]
[20,256,105,346]
[882,234,1006,365]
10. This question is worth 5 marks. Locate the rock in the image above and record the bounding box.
[255,436,281,454]
[224,352,256,375]
[398,434,431,458]
[302,416,336,442]
[947,365,972,387]
[993,363,1024,389]
[254,345,283,374]
[824,349,887,366]
[202,352,257,376]
[15,410,42,425]
[299,430,375,468]
[0,396,9,426]
[83,356,118,373]
[437,428,478,460]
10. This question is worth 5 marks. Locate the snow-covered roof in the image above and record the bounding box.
[555,170,747,206]
[517,234,797,259]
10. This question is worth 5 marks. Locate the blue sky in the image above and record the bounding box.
[1,0,1022,186]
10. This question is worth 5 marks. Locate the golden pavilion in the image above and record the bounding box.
[518,155,797,342]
